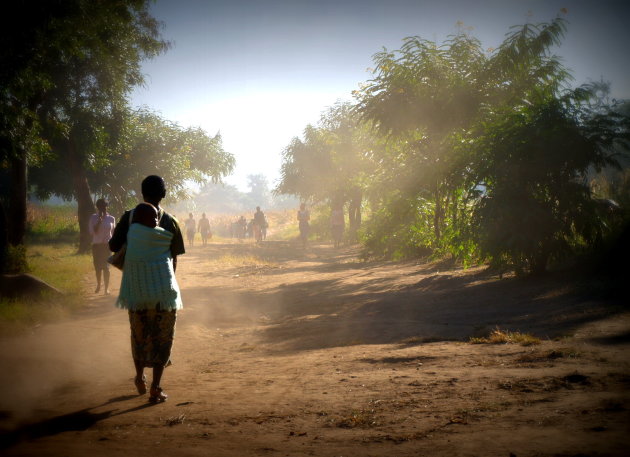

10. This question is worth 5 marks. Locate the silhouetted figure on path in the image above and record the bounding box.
[198,213,212,246]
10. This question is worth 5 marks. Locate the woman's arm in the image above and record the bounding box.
[108,211,130,252]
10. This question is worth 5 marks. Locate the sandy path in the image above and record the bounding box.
[0,240,628,456]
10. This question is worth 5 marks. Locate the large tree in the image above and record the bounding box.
[102,109,235,216]
[468,88,629,274]
[1,0,168,252]
[31,108,235,218]
[355,29,491,244]
[354,17,575,259]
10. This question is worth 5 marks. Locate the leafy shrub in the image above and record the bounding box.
[469,96,625,275]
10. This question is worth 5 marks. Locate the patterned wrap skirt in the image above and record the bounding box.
[128,306,177,368]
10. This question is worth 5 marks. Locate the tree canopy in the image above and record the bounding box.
[1,1,235,255]
[277,16,630,273]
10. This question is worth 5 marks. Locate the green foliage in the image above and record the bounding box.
[2,0,171,251]
[356,32,489,137]
[468,91,627,274]
[347,15,629,273]
[94,108,235,216]
[354,18,574,262]
[360,194,433,260]
[6,0,170,172]
[275,15,630,275]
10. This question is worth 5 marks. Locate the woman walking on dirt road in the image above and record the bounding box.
[89,198,116,295]
[109,175,186,403]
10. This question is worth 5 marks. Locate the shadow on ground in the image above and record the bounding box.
[180,242,626,353]
[0,395,154,450]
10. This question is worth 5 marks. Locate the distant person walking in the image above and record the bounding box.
[89,198,116,295]
[253,206,266,243]
[198,213,212,246]
[297,203,310,248]
[237,215,247,239]
[109,175,186,403]
[331,205,345,248]
[184,213,196,247]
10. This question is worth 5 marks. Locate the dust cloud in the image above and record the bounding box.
[0,297,130,425]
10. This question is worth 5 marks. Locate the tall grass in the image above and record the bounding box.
[266,209,299,240]
[26,203,79,244]
[27,243,90,294]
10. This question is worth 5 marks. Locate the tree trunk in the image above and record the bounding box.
[8,153,27,246]
[347,189,362,241]
[433,184,442,244]
[0,200,8,274]
[65,137,95,253]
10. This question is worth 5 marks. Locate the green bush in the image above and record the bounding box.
[361,195,434,260]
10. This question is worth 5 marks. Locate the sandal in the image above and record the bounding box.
[134,375,147,395]
[149,386,168,403]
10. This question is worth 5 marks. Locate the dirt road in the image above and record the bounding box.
[0,240,628,456]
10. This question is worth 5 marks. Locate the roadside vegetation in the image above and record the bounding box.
[0,205,89,327]
[276,16,630,277]
[0,244,90,326]
[469,328,542,346]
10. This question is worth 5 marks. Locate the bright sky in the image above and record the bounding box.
[130,0,630,192]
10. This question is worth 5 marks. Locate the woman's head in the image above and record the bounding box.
[141,175,166,203]
[96,198,108,213]
[132,203,159,228]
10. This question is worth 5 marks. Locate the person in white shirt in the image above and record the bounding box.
[89,198,116,294]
